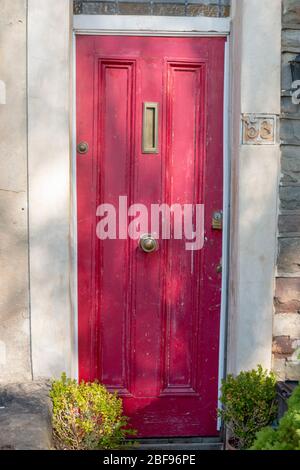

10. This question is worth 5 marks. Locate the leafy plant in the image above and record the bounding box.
[218,365,277,449]
[252,383,300,450]
[50,373,137,450]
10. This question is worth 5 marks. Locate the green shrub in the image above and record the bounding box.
[50,374,136,450]
[252,383,300,450]
[218,365,277,449]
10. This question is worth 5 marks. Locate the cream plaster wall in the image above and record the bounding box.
[227,0,281,374]
[0,0,32,383]
[27,0,73,379]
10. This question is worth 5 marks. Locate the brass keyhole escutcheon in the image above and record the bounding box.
[139,234,158,253]
[212,211,223,230]
[77,141,89,154]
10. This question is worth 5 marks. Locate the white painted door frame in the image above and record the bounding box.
[27,2,282,413]
[73,14,230,36]
[72,15,231,431]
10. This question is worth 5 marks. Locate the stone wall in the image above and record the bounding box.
[273,0,300,380]
[0,0,32,383]
[74,0,230,16]
[0,0,73,384]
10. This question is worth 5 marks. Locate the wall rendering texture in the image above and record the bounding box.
[227,0,281,375]
[28,0,73,380]
[0,0,32,383]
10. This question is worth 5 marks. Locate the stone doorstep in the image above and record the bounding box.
[137,437,224,451]
[0,381,53,450]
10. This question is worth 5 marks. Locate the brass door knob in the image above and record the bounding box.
[139,234,158,253]
[77,141,89,154]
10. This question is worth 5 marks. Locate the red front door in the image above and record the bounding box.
[77,36,225,437]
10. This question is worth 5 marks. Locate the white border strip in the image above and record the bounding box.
[74,15,230,36]
[218,38,230,430]
[71,33,79,381]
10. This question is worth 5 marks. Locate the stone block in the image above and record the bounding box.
[278,215,300,235]
[277,238,300,274]
[0,382,52,450]
[281,118,300,146]
[74,0,83,14]
[275,278,300,312]
[282,29,300,49]
[274,313,300,338]
[82,1,116,14]
[281,146,300,187]
[283,0,300,25]
[285,361,300,380]
[281,153,300,185]
[187,4,230,17]
[291,343,300,361]
[187,5,216,16]
[281,97,300,116]
[272,356,287,381]
[281,145,300,160]
[147,0,186,3]
[118,2,152,14]
[282,51,295,90]
[273,336,294,356]
[152,3,185,16]
[280,187,300,210]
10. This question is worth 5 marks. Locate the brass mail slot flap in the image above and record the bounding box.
[142,102,159,154]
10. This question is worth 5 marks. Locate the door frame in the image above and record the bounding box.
[72,15,231,431]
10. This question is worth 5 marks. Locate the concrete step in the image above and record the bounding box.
[137,438,224,451]
[0,382,52,450]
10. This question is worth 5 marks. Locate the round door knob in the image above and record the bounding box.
[139,234,158,253]
[77,141,89,154]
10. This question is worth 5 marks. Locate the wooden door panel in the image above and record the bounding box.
[161,62,204,396]
[77,36,225,437]
[97,60,135,394]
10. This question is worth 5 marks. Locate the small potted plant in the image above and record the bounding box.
[252,382,300,450]
[50,374,137,450]
[218,365,277,450]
